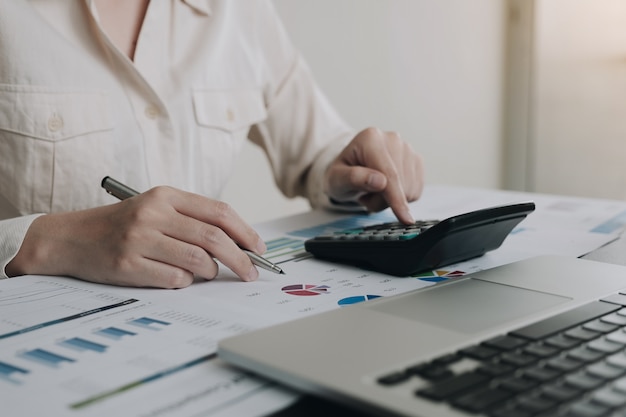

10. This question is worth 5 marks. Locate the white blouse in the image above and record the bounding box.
[0,0,354,277]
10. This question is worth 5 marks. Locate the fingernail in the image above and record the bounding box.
[404,207,415,224]
[247,265,259,282]
[256,238,267,254]
[367,173,386,190]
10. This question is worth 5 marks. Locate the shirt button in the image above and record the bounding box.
[47,114,64,132]
[145,105,159,119]
[226,108,235,122]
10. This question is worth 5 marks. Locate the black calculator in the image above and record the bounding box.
[304,202,535,276]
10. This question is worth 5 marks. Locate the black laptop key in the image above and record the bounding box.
[560,400,611,417]
[607,329,626,345]
[432,352,462,365]
[545,356,584,373]
[512,393,557,414]
[601,293,626,306]
[563,372,604,390]
[497,376,538,393]
[459,344,499,360]
[522,365,561,383]
[564,326,601,341]
[450,387,512,413]
[583,318,619,334]
[488,406,534,417]
[587,337,624,354]
[477,362,515,377]
[377,370,411,386]
[523,342,559,358]
[409,364,454,381]
[590,386,626,408]
[586,361,625,380]
[567,346,606,363]
[499,352,537,367]
[606,351,626,369]
[544,334,582,349]
[600,312,626,326]
[482,334,528,351]
[416,371,489,401]
[538,382,581,402]
[510,301,620,340]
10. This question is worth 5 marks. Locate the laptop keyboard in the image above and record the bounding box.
[377,294,626,416]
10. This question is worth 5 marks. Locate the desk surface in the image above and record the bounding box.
[5,185,626,417]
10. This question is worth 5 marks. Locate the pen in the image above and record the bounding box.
[101,176,285,275]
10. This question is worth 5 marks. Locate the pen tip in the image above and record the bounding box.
[279,270,286,275]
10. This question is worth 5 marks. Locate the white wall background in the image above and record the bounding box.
[528,0,626,199]
[222,0,508,224]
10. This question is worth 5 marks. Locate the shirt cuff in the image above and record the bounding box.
[0,214,44,279]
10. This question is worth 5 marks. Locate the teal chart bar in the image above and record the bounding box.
[61,337,108,353]
[95,327,137,340]
[0,361,29,384]
[128,317,171,331]
[21,349,75,367]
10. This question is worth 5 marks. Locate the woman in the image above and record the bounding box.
[0,0,423,287]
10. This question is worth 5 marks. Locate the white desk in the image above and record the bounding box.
[3,185,626,417]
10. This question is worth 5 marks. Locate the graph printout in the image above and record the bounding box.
[0,276,295,417]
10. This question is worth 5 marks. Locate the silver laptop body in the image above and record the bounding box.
[219,256,626,417]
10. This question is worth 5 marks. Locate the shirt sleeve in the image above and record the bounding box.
[247,0,360,210]
[0,214,44,279]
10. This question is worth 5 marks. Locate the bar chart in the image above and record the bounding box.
[0,279,139,339]
[20,349,76,367]
[95,327,137,340]
[0,275,274,416]
[127,317,171,331]
[0,361,29,384]
[61,337,108,353]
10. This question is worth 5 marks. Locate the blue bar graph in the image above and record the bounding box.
[0,298,139,341]
[0,361,29,384]
[263,237,308,263]
[287,212,394,239]
[128,317,170,331]
[61,337,107,353]
[95,327,137,340]
[21,349,75,367]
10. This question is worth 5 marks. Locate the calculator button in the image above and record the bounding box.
[384,233,404,240]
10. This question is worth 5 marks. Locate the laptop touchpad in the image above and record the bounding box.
[368,278,571,334]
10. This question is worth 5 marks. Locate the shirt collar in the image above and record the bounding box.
[84,0,211,17]
[181,0,211,16]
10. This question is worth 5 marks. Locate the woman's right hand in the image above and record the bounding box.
[6,186,266,288]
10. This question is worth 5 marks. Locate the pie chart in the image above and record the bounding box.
[414,270,465,283]
[338,295,381,306]
[281,284,330,296]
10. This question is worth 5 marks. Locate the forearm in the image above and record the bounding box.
[1,214,45,278]
[5,211,99,279]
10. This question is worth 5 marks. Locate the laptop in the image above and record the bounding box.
[218,255,626,417]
